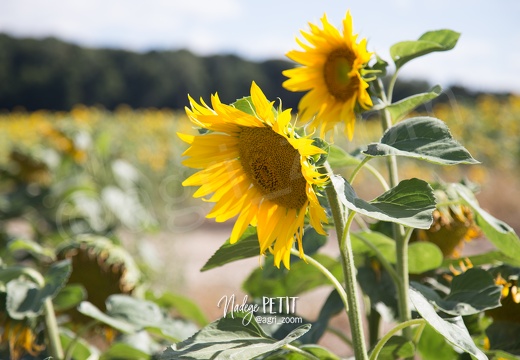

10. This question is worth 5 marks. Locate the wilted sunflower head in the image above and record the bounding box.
[412,185,481,258]
[0,315,44,360]
[283,11,373,140]
[56,235,140,323]
[486,266,520,323]
[180,81,328,269]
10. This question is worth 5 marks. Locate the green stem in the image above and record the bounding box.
[375,77,412,340]
[412,320,427,344]
[364,163,391,192]
[386,70,400,104]
[354,216,370,232]
[348,157,390,192]
[348,157,370,184]
[290,248,348,312]
[369,319,425,360]
[324,163,369,360]
[44,298,64,360]
[64,320,99,360]
[283,344,321,360]
[341,212,369,360]
[395,225,411,340]
[18,267,64,360]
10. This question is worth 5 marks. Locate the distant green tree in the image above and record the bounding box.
[0,33,508,112]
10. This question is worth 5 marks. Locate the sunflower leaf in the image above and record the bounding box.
[160,312,310,360]
[390,29,460,69]
[201,227,260,272]
[409,288,487,360]
[364,117,479,165]
[332,176,436,229]
[411,268,502,316]
[417,324,458,360]
[386,85,442,122]
[374,336,416,359]
[351,231,442,274]
[5,260,71,319]
[327,144,363,168]
[77,301,137,334]
[452,183,520,260]
[146,290,209,327]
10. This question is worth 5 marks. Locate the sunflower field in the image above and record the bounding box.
[2,10,520,360]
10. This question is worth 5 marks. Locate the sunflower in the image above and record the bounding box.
[486,267,520,324]
[180,82,328,269]
[56,235,140,324]
[0,317,44,360]
[283,11,373,140]
[412,186,481,258]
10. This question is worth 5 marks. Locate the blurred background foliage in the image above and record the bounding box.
[0,33,513,112]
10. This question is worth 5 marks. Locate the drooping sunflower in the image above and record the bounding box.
[411,185,481,258]
[0,317,44,360]
[180,82,328,269]
[486,266,520,324]
[283,11,373,140]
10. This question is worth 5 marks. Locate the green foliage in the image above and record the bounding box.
[160,312,311,359]
[407,242,443,274]
[5,260,71,319]
[412,268,502,316]
[52,284,87,312]
[385,85,442,121]
[374,336,415,360]
[352,231,443,274]
[417,324,458,360]
[390,29,460,69]
[364,116,479,165]
[454,183,520,259]
[201,227,260,271]
[485,322,520,356]
[410,288,487,360]
[326,144,363,168]
[332,175,436,229]
[147,291,209,327]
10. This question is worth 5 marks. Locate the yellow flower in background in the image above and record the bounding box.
[180,82,328,269]
[414,205,481,259]
[411,185,481,259]
[283,11,373,140]
[486,271,520,324]
[0,318,44,360]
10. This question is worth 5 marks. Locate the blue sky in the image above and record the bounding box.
[1,0,519,93]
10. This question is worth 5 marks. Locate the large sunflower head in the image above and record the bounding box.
[283,11,373,140]
[180,82,328,269]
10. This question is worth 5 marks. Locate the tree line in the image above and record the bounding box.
[0,33,509,112]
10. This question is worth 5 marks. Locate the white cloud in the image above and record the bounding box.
[0,0,243,50]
